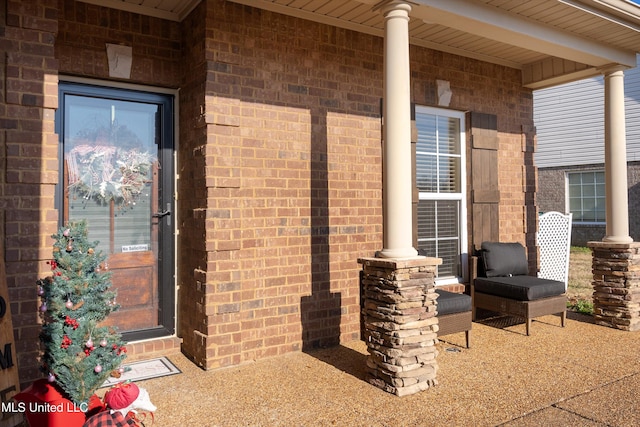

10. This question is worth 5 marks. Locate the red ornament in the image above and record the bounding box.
[112,345,127,356]
[64,316,79,330]
[61,335,72,349]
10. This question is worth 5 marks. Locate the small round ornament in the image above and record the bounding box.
[94,365,102,373]
[65,299,73,309]
[100,338,108,347]
[39,302,47,312]
[37,286,44,296]
[86,338,94,348]
[63,229,70,237]
[47,372,55,383]
[118,367,125,374]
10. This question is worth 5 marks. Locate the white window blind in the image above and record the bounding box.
[416,106,466,281]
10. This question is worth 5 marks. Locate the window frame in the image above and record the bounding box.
[415,105,468,285]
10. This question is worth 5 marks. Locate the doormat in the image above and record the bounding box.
[101,356,181,387]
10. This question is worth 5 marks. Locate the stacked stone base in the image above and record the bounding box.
[358,256,441,397]
[588,242,640,331]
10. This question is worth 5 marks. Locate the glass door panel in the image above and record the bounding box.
[58,83,174,340]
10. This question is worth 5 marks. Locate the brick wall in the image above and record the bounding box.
[1,0,59,388]
[56,0,182,87]
[4,0,537,380]
[177,2,210,367]
[537,167,566,213]
[177,1,386,368]
[177,0,535,369]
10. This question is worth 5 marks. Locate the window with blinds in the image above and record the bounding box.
[415,106,466,280]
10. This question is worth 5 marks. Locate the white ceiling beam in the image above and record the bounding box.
[411,0,637,67]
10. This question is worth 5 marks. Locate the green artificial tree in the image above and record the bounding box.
[37,220,128,405]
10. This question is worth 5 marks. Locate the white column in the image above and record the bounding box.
[602,66,633,243]
[378,1,418,259]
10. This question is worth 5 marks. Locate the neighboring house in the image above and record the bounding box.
[2,0,640,391]
[534,54,640,246]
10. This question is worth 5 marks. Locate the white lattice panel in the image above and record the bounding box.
[538,212,572,290]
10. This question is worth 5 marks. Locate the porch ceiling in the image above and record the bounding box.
[77,0,640,89]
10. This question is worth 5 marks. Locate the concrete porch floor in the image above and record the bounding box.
[113,312,639,426]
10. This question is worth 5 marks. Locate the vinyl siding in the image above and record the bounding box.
[534,54,640,168]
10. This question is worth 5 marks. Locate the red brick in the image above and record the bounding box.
[7,0,537,382]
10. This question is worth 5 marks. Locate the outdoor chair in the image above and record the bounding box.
[471,241,566,335]
[435,289,472,348]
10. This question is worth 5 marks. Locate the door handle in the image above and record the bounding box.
[152,210,170,218]
[152,203,172,225]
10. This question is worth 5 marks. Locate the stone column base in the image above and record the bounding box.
[357,256,441,396]
[588,241,640,331]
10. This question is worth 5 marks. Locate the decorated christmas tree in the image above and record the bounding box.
[37,220,127,405]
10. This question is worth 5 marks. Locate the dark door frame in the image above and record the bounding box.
[55,80,176,341]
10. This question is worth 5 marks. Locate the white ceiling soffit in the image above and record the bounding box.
[77,0,201,22]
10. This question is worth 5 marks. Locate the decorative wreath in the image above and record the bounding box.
[66,125,156,206]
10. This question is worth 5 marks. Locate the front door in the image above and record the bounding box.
[57,82,175,341]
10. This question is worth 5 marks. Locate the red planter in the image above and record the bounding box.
[14,379,104,427]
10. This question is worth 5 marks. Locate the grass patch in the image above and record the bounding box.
[567,299,594,315]
[567,246,594,314]
[570,245,591,254]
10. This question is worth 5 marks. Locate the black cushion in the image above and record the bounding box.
[481,242,529,277]
[436,289,472,315]
[474,276,565,301]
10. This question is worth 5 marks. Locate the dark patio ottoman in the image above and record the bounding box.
[436,289,472,348]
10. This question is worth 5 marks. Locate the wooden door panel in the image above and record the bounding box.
[101,252,157,331]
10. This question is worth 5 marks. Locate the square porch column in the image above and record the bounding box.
[588,242,640,331]
[358,256,441,396]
